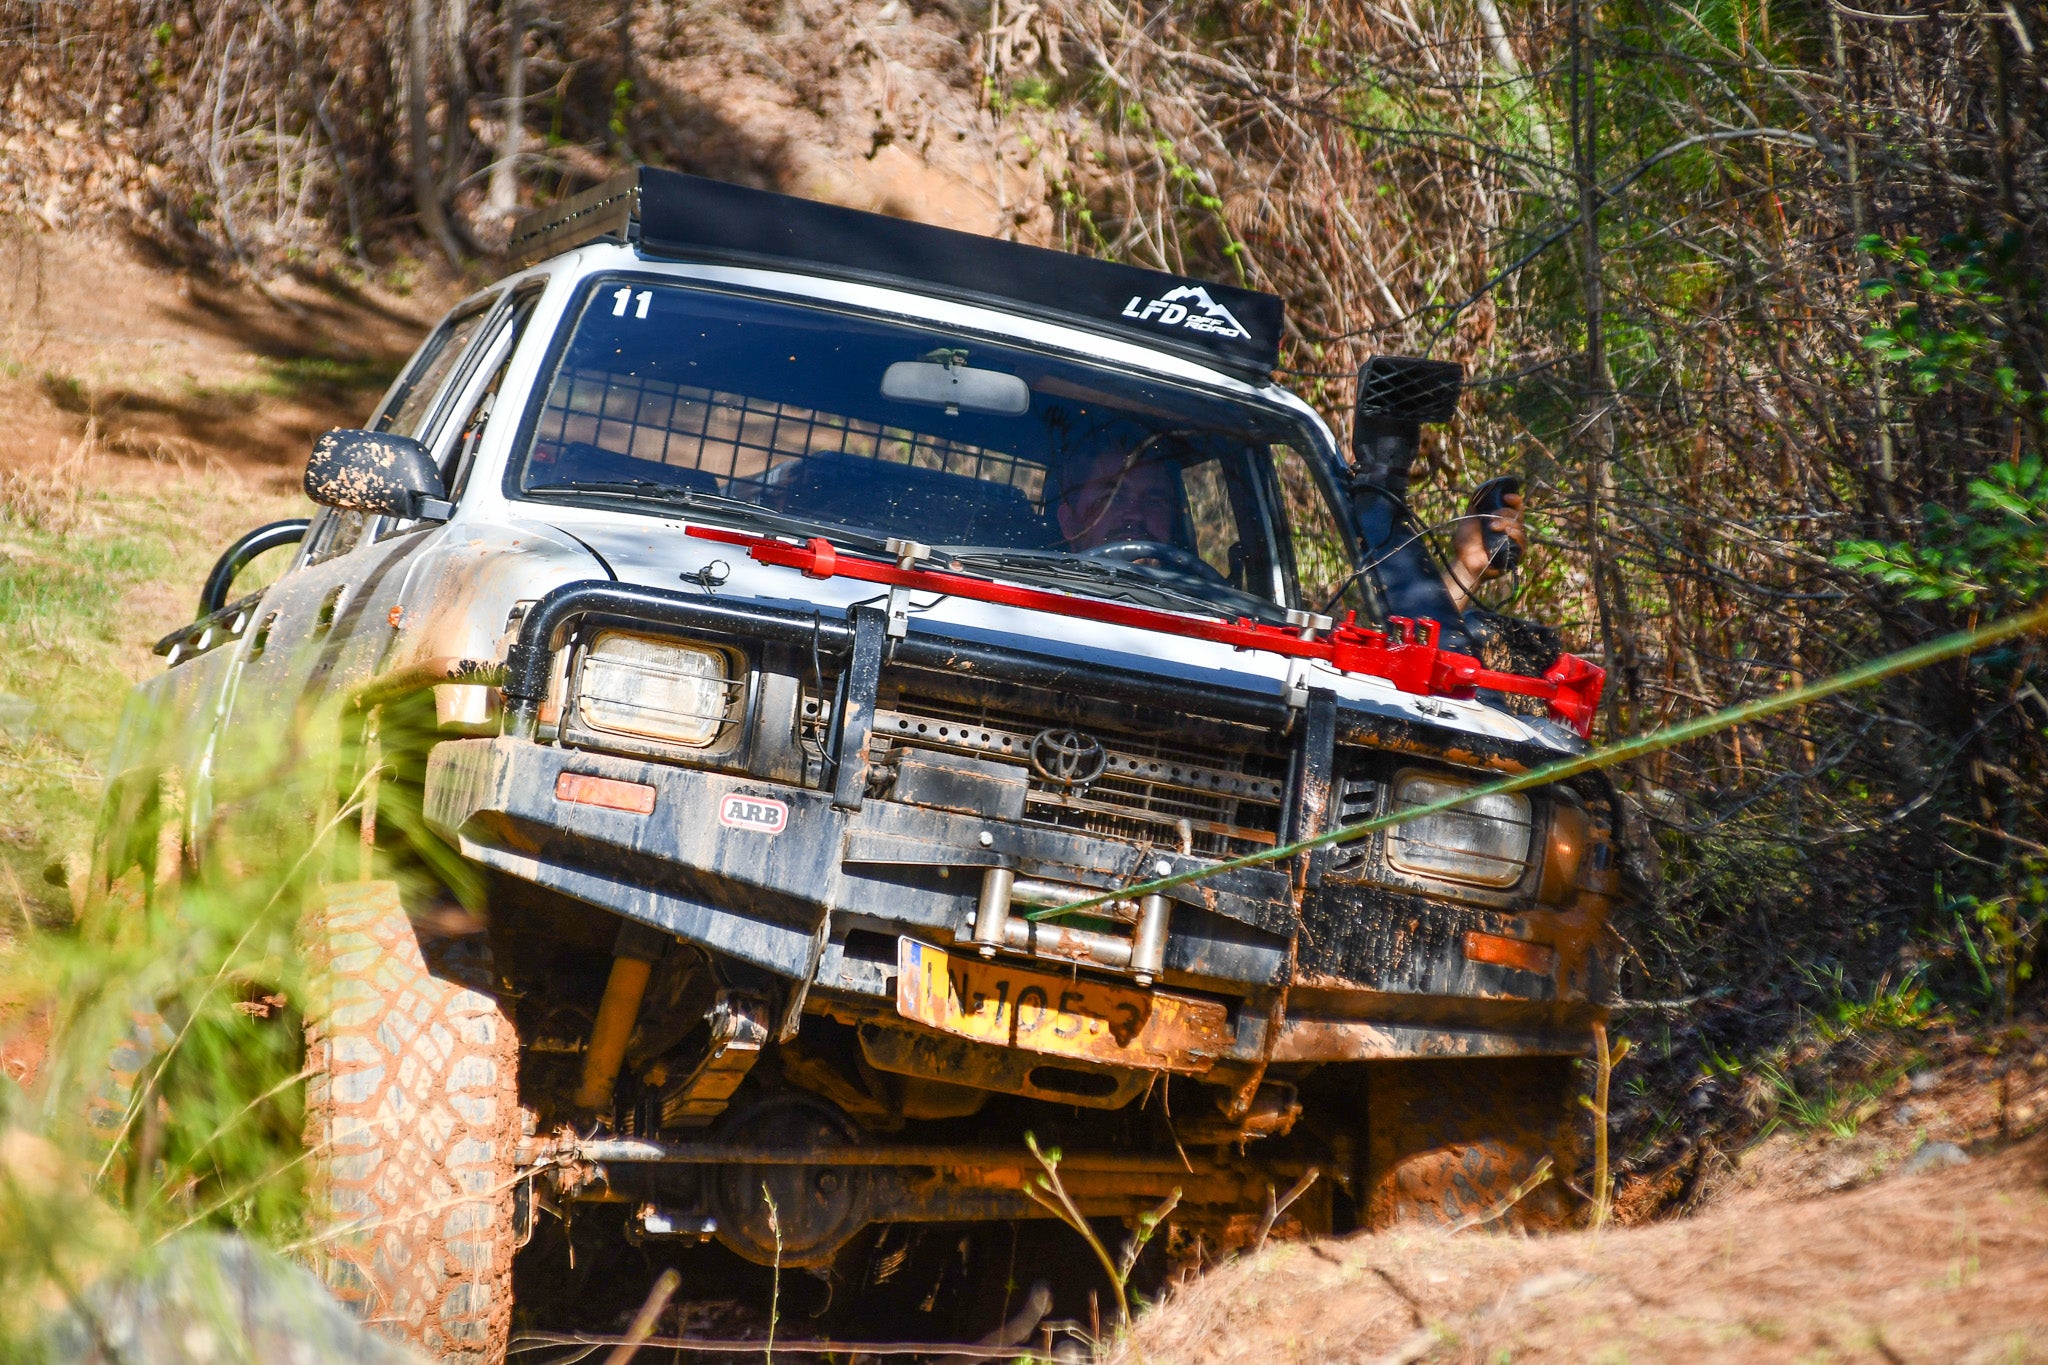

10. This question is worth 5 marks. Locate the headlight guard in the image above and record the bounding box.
[1382,769,1535,889]
[570,630,743,751]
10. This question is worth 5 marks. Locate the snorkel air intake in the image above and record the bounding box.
[1347,357,1470,640]
[1351,357,1465,496]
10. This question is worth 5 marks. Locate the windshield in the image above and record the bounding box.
[512,278,1357,622]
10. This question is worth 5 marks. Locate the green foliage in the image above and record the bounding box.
[0,468,350,1351]
[1833,457,2048,611]
[0,752,351,1353]
[1753,1057,1899,1140]
[609,78,635,146]
[1023,1131,1178,1334]
[1863,233,2041,408]
[1008,74,1058,110]
[1801,967,1943,1043]
[1940,857,2048,1019]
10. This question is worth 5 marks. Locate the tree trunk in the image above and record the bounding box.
[1571,0,1624,734]
[408,0,463,265]
[488,0,526,217]
[439,0,473,202]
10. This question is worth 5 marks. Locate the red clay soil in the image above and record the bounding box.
[0,222,448,479]
[1117,1127,2048,1365]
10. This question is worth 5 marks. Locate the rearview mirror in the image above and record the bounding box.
[881,361,1031,416]
[305,429,452,521]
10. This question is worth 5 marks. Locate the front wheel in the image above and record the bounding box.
[1363,1056,1584,1231]
[303,880,522,1364]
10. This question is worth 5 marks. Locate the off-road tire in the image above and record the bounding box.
[1364,1056,1583,1231]
[303,880,521,1364]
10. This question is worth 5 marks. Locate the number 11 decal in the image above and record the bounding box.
[610,287,652,319]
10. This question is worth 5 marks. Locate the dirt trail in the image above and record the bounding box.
[0,223,447,480]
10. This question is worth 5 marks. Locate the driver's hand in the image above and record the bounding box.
[1446,490,1525,608]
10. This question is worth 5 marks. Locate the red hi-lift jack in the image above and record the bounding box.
[686,527,1605,738]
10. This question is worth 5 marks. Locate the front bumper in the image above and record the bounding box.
[423,736,1602,1064]
[423,736,1294,989]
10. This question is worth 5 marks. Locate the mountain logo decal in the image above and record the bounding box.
[1119,285,1252,341]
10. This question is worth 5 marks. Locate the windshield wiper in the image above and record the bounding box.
[526,483,1274,622]
[941,546,1268,622]
[527,480,892,554]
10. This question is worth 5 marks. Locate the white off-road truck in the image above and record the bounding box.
[103,168,1628,1361]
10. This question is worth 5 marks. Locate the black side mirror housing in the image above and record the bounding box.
[305,429,452,521]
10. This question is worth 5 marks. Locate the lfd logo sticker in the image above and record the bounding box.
[718,793,789,835]
[1119,285,1251,340]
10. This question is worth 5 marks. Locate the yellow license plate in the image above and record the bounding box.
[895,938,1230,1074]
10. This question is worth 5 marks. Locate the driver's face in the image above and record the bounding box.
[1055,448,1178,550]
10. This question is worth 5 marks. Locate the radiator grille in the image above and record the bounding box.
[871,689,1287,858]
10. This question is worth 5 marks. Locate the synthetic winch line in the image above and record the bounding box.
[1027,600,2048,922]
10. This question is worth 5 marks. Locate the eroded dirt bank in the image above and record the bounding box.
[1118,1138,2048,1364]
[1117,1067,2048,1365]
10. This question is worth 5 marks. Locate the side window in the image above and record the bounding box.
[440,288,544,499]
[376,304,495,439]
[302,507,370,567]
[1183,455,1266,589]
[1180,450,1279,595]
[1272,444,1366,618]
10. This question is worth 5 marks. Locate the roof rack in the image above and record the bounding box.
[506,167,1285,381]
[508,172,640,264]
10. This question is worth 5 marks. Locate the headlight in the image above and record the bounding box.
[1384,770,1533,888]
[575,631,734,748]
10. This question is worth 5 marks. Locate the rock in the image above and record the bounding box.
[1902,1141,1969,1175]
[1894,1102,1918,1125]
[1908,1070,1940,1094]
[1512,1270,1593,1304]
[42,1232,423,1364]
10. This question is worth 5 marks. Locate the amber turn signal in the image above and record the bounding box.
[1463,930,1557,976]
[1537,802,1591,904]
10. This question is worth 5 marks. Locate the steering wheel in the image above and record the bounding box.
[1082,539,1228,584]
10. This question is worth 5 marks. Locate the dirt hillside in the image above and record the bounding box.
[1119,1136,2048,1364]
[0,223,444,480]
[1117,1026,2048,1364]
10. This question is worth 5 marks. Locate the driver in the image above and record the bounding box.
[1047,431,1528,615]
[1442,487,1527,612]
[1051,440,1181,552]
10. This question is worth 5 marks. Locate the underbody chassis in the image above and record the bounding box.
[415,579,1621,1266]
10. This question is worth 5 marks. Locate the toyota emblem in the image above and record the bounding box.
[1029,727,1109,787]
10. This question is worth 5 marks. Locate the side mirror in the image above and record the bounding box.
[305,429,452,521]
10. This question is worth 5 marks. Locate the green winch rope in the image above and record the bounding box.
[1026,600,2048,922]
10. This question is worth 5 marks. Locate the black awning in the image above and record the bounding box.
[514,167,1284,381]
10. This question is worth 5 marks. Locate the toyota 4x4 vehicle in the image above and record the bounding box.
[102,168,1629,1361]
